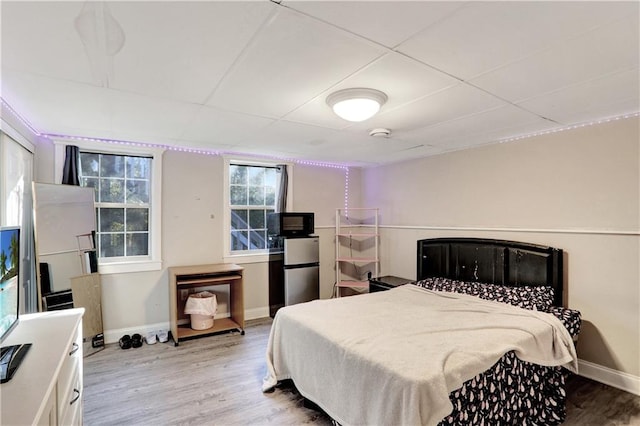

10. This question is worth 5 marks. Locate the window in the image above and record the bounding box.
[1,130,37,312]
[229,163,278,253]
[79,152,152,260]
[53,139,163,274]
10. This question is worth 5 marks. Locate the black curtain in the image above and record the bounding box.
[276,164,288,212]
[61,145,80,185]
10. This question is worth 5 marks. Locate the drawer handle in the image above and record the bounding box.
[70,388,81,405]
[69,342,79,356]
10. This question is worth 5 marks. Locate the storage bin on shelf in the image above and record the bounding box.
[184,291,217,330]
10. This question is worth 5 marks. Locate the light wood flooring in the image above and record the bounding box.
[84,318,640,425]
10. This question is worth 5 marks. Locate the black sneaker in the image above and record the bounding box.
[131,333,143,348]
[119,335,132,349]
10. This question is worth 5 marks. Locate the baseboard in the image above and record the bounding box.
[578,359,640,396]
[104,308,270,344]
[103,314,231,344]
[104,321,171,345]
[245,306,270,321]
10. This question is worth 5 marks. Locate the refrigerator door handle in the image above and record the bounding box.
[283,262,319,270]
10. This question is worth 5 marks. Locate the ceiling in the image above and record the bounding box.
[1,1,638,167]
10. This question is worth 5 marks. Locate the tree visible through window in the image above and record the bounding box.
[229,164,277,252]
[79,152,152,259]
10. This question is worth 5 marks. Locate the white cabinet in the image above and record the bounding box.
[335,208,379,297]
[1,308,84,426]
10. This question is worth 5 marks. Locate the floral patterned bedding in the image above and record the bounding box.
[413,277,581,425]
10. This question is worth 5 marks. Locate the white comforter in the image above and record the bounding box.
[263,285,577,426]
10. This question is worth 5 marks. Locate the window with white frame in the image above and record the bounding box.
[228,162,283,254]
[54,141,162,274]
[79,152,152,260]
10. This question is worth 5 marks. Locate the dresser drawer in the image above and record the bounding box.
[58,333,82,412]
[58,366,82,426]
[57,324,82,416]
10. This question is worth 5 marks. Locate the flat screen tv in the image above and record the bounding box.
[1,226,31,383]
[0,226,20,343]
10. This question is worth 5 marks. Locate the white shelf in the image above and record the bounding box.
[336,280,369,288]
[335,207,379,297]
[336,232,379,237]
[336,257,379,263]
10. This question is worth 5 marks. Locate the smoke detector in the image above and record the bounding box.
[369,128,391,137]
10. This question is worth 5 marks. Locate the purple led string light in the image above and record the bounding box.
[498,112,640,144]
[3,97,638,152]
[48,135,352,210]
[0,98,349,170]
[1,98,352,207]
[215,149,349,170]
[45,133,222,156]
[1,98,43,136]
[344,167,350,214]
[5,96,637,215]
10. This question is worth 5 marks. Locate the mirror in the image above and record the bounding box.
[33,182,104,354]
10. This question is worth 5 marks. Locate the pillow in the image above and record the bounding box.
[413,277,554,311]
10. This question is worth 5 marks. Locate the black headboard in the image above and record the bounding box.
[417,238,563,306]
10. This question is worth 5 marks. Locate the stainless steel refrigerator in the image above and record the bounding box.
[268,236,319,317]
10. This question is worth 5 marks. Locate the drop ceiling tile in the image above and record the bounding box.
[397,1,637,80]
[349,82,507,133]
[281,102,352,130]
[1,2,93,84]
[285,52,459,128]
[296,133,435,168]
[181,106,275,147]
[206,7,386,118]
[397,104,555,148]
[331,131,425,155]
[358,144,448,167]
[517,68,640,125]
[108,2,275,104]
[471,15,640,103]
[221,144,353,166]
[101,91,203,142]
[1,1,638,166]
[1,70,114,135]
[283,1,465,48]
[246,119,424,165]
[2,69,206,143]
[242,121,409,165]
[243,120,342,151]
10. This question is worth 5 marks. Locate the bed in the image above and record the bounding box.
[263,238,582,425]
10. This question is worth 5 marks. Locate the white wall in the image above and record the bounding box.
[2,105,47,314]
[362,117,640,390]
[31,115,638,392]
[293,163,362,299]
[33,145,358,338]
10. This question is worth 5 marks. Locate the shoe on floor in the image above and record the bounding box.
[131,333,143,348]
[119,334,132,349]
[157,330,169,343]
[145,331,157,345]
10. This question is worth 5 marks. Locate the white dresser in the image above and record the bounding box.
[1,308,84,425]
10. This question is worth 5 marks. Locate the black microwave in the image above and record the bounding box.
[267,212,314,237]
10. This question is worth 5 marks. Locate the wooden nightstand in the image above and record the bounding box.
[369,275,413,292]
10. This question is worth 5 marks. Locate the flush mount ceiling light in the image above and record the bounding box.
[326,88,388,122]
